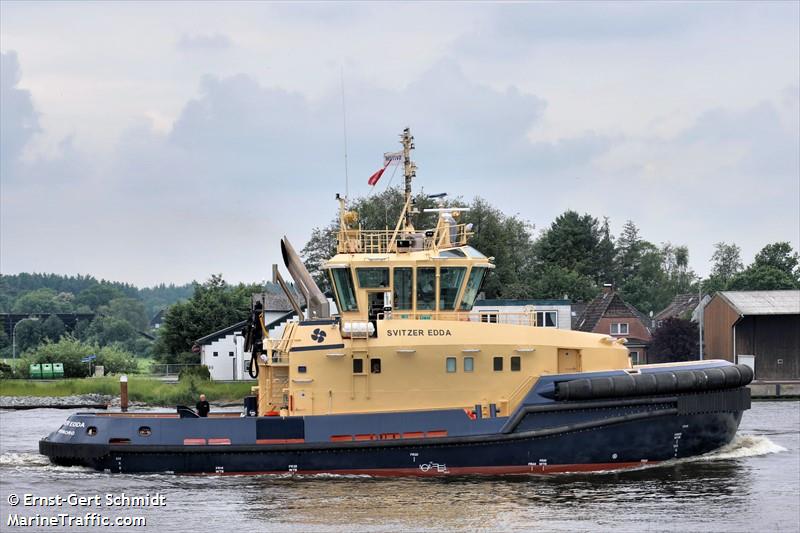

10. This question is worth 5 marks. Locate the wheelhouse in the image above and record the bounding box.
[325,246,493,321]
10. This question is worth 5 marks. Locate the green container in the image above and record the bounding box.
[29,364,42,379]
[41,363,54,379]
[52,363,64,379]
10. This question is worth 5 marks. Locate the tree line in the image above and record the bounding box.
[301,188,800,316]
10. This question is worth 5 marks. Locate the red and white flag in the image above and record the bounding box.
[368,151,403,186]
[367,165,387,186]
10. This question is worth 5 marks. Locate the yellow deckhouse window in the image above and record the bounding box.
[439,267,466,310]
[416,267,436,310]
[460,267,487,310]
[393,268,413,310]
[330,268,358,312]
[356,268,389,288]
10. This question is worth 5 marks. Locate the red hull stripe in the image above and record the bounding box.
[256,438,305,445]
[187,462,655,477]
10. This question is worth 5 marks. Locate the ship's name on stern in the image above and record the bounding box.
[386,329,452,337]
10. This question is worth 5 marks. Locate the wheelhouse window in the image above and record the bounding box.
[464,356,474,372]
[493,356,503,371]
[535,311,557,328]
[356,268,389,288]
[510,356,521,372]
[446,357,457,373]
[353,358,364,374]
[370,359,382,374]
[416,267,436,310]
[439,267,466,310]
[460,267,487,310]
[629,351,640,365]
[393,268,413,310]
[330,268,358,312]
[611,323,629,335]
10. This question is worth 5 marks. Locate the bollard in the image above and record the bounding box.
[120,375,128,412]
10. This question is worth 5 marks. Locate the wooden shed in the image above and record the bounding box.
[703,290,800,380]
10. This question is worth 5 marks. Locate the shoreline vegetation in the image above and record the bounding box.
[0,377,254,406]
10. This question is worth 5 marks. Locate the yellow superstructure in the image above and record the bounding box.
[255,129,631,417]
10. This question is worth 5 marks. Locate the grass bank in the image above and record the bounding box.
[0,377,254,406]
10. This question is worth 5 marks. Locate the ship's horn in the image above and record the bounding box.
[281,236,330,319]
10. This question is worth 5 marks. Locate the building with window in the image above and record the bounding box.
[654,293,701,327]
[195,293,315,381]
[575,285,653,365]
[703,290,799,380]
[471,299,572,329]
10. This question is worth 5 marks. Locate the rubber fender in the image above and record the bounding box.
[737,363,754,386]
[635,373,658,395]
[591,377,614,397]
[705,367,726,389]
[675,370,698,392]
[554,364,754,401]
[690,370,709,391]
[655,372,678,394]
[611,374,637,397]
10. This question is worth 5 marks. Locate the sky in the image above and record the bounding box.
[1,1,798,287]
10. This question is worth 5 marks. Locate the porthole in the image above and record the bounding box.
[86,426,97,436]
[138,426,152,437]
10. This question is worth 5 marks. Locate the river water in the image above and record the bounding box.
[0,401,798,532]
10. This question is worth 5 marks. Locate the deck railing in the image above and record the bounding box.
[336,224,472,254]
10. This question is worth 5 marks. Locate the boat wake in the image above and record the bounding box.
[696,433,787,461]
[0,452,51,467]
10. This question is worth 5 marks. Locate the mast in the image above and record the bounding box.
[401,128,416,229]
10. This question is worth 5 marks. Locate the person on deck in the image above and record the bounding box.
[196,394,210,417]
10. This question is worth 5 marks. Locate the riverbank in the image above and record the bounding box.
[0,377,254,407]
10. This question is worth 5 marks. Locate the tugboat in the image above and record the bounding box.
[40,129,753,475]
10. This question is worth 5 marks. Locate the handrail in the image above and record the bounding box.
[506,375,536,411]
[336,223,472,254]
[380,310,539,326]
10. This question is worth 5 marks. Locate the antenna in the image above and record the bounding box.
[341,66,349,200]
[400,128,416,228]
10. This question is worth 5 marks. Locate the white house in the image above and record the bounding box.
[471,299,573,330]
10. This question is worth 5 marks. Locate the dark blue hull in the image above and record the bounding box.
[40,390,747,475]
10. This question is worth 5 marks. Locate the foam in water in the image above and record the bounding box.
[698,434,787,461]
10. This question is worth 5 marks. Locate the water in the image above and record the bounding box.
[1,402,798,532]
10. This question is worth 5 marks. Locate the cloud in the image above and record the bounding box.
[0,50,40,179]
[176,33,232,52]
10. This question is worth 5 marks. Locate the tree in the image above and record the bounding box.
[753,242,800,277]
[615,220,645,285]
[301,223,337,291]
[155,275,262,361]
[464,198,535,298]
[13,319,42,354]
[102,297,149,331]
[528,265,599,302]
[727,266,799,291]
[708,241,743,282]
[11,288,73,313]
[85,316,137,346]
[594,218,617,286]
[73,284,125,310]
[41,314,66,341]
[619,242,671,315]
[648,318,699,363]
[533,211,603,281]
